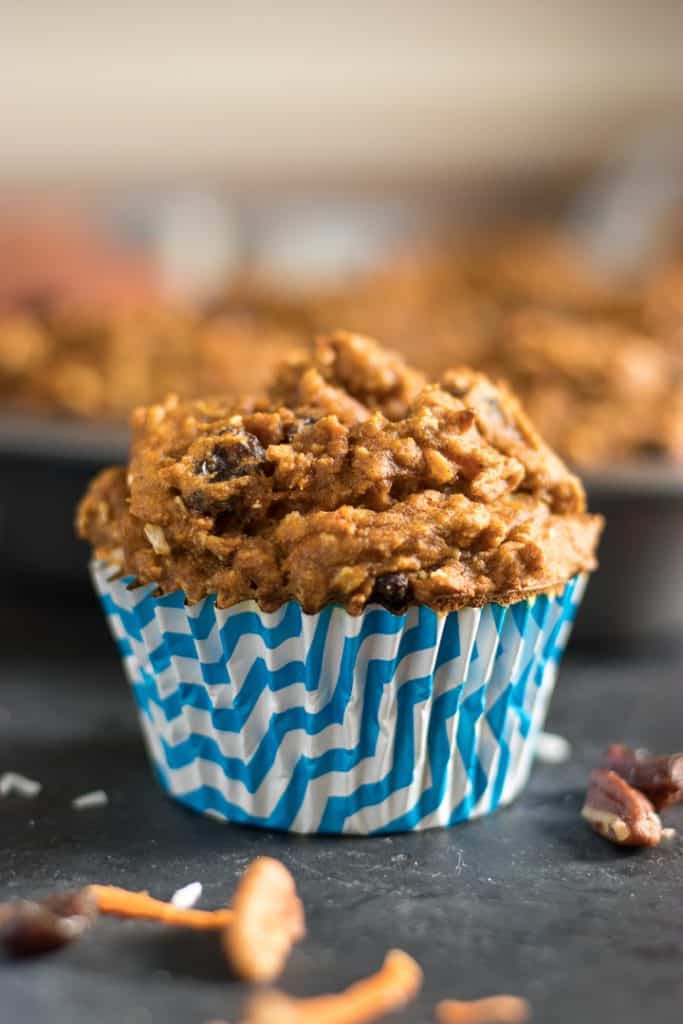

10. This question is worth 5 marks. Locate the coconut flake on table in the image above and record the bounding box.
[71,789,109,810]
[535,731,572,764]
[0,772,42,797]
[170,881,203,909]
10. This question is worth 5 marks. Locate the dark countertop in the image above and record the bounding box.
[1,594,682,1024]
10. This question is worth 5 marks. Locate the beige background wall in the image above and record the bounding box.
[2,1,683,184]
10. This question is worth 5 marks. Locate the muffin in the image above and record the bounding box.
[0,303,305,419]
[78,332,602,833]
[486,308,683,466]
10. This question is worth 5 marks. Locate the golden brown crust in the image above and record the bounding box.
[77,332,602,614]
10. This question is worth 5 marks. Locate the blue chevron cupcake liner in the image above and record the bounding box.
[92,562,587,834]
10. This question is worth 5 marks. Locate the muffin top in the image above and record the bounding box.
[487,309,683,466]
[77,332,603,614]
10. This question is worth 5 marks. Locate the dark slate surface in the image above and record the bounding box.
[1,594,682,1024]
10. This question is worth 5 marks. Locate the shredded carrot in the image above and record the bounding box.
[88,885,233,930]
[223,856,305,983]
[436,995,531,1024]
[246,948,423,1024]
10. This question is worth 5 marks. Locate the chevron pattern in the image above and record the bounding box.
[93,563,586,834]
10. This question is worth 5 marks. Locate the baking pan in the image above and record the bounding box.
[577,464,683,646]
[0,414,128,587]
[1,413,681,647]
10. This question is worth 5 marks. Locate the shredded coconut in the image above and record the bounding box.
[536,731,572,764]
[0,772,42,798]
[72,789,109,810]
[170,881,203,909]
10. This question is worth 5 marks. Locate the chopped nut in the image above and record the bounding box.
[424,448,456,484]
[108,547,125,568]
[0,889,97,958]
[436,995,531,1024]
[223,857,305,983]
[601,744,683,810]
[246,949,423,1024]
[96,500,110,526]
[144,523,170,555]
[582,769,662,847]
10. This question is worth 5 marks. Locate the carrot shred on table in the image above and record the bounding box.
[246,948,423,1024]
[436,995,531,1024]
[88,885,233,929]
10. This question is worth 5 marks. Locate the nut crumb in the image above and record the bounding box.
[143,523,170,556]
[582,769,662,847]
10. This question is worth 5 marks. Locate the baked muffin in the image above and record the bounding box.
[487,309,683,466]
[78,332,602,834]
[0,303,304,419]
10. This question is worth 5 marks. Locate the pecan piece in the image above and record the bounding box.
[0,889,97,958]
[582,769,662,847]
[601,744,683,810]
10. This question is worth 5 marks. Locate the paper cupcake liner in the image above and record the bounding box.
[92,563,587,834]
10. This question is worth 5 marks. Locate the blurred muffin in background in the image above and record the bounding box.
[458,225,619,312]
[487,309,683,466]
[0,303,305,419]
[307,228,683,468]
[1,212,682,472]
[639,261,683,347]
[311,245,500,377]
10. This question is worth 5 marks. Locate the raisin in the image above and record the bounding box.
[196,430,266,481]
[214,497,250,533]
[444,381,469,399]
[370,573,413,613]
[282,417,315,443]
[184,491,213,515]
[479,395,522,440]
